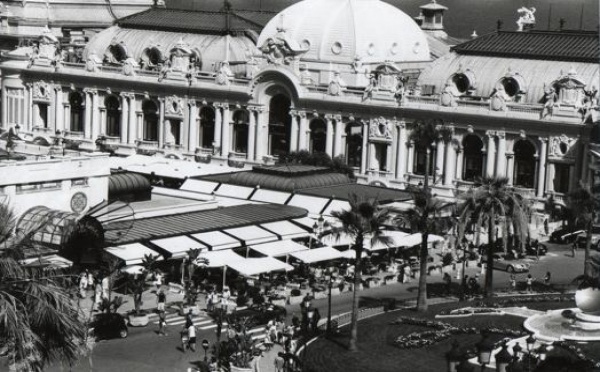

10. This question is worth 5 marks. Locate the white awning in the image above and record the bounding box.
[290,246,344,263]
[260,220,311,240]
[180,179,220,194]
[104,243,162,265]
[291,217,318,230]
[339,249,368,260]
[251,189,291,204]
[20,254,73,269]
[287,194,330,215]
[150,236,208,259]
[401,233,445,248]
[365,231,410,251]
[320,232,355,247]
[322,200,351,216]
[195,249,245,268]
[250,240,309,257]
[215,184,255,199]
[191,231,242,251]
[223,225,278,246]
[226,257,293,277]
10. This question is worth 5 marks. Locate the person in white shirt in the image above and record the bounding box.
[187,324,196,351]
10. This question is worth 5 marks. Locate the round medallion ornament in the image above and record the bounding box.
[71,192,88,214]
[367,43,376,56]
[331,42,343,55]
[390,42,399,55]
[413,42,421,54]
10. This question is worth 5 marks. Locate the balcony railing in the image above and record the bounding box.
[512,186,536,199]
[136,140,159,150]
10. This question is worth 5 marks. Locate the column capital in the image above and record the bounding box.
[212,101,222,109]
[221,102,230,110]
[247,105,259,113]
[83,88,98,95]
[188,99,197,108]
[55,85,62,92]
[333,114,342,122]
[25,82,33,89]
[120,92,135,100]
[496,130,506,139]
[289,109,298,117]
[298,110,307,119]
[539,136,549,144]
[396,120,406,129]
[485,130,496,138]
[324,113,333,120]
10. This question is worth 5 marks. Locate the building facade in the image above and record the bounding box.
[0,0,598,210]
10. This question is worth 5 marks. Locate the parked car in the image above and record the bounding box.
[482,254,530,273]
[89,313,128,340]
[231,304,287,329]
[524,243,548,256]
[575,233,600,250]
[549,227,586,244]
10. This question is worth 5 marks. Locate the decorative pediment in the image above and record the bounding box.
[327,71,346,96]
[374,62,401,92]
[167,38,192,76]
[368,117,393,141]
[165,96,184,118]
[32,81,51,102]
[549,134,576,157]
[28,26,59,68]
[551,68,587,106]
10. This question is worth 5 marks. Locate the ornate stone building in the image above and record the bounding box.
[0,0,598,209]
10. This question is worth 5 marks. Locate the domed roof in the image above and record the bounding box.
[256,0,430,64]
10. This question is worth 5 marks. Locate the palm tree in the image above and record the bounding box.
[458,177,530,297]
[409,119,454,191]
[567,183,599,276]
[186,248,201,284]
[0,203,87,371]
[330,194,391,352]
[394,187,455,311]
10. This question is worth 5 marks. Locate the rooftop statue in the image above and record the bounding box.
[516,7,536,31]
[259,16,308,65]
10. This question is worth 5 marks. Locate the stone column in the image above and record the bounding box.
[221,103,230,157]
[24,83,32,132]
[32,104,40,128]
[187,100,198,152]
[247,107,256,161]
[128,94,137,144]
[506,153,515,186]
[334,115,343,157]
[91,90,100,139]
[546,162,555,192]
[581,141,590,183]
[395,121,407,180]
[386,143,393,172]
[455,147,464,180]
[55,86,63,133]
[120,93,129,144]
[1,84,7,130]
[213,103,222,152]
[360,121,368,174]
[496,131,507,177]
[444,141,456,186]
[255,107,266,160]
[325,114,334,156]
[407,141,415,174]
[99,108,106,136]
[136,112,143,141]
[289,109,298,152]
[368,142,377,170]
[157,97,165,146]
[485,131,496,177]
[298,111,308,151]
[84,90,92,138]
[435,140,445,183]
[536,137,548,198]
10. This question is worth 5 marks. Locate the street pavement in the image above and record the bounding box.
[42,242,585,372]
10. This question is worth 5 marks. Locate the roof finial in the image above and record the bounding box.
[471,30,478,38]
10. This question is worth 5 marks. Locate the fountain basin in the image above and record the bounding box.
[524,308,600,342]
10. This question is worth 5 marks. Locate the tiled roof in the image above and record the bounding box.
[117,7,271,34]
[297,184,411,204]
[452,30,599,63]
[103,203,307,245]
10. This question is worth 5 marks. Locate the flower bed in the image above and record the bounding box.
[392,317,525,349]
[435,307,504,318]
[473,294,575,309]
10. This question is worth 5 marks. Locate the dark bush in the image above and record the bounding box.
[442,252,454,266]
[236,294,248,307]
[291,289,301,297]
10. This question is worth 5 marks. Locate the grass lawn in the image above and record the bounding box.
[301,298,580,372]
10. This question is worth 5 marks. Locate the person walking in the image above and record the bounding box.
[187,323,197,352]
[274,352,285,372]
[215,317,222,342]
[572,241,577,257]
[79,272,88,298]
[87,270,95,291]
[206,289,214,313]
[544,271,551,286]
[510,274,517,292]
[157,289,166,313]
[443,272,452,296]
[154,271,163,290]
[158,311,168,336]
[526,274,535,293]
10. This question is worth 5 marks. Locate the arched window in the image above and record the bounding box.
[451,74,471,94]
[69,92,85,132]
[500,77,521,97]
[268,94,291,157]
[232,110,249,153]
[414,144,434,176]
[513,140,536,188]
[199,106,215,148]
[345,122,363,168]
[462,134,483,181]
[105,95,120,137]
[142,100,159,141]
[106,43,128,64]
[310,119,326,153]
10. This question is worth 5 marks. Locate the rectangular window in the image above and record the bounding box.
[72,178,88,187]
[41,182,61,190]
[6,88,24,126]
[553,163,570,194]
[16,184,39,193]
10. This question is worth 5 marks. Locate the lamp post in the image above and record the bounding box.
[494,343,512,372]
[446,340,462,372]
[476,332,495,372]
[201,339,209,362]
[326,268,337,337]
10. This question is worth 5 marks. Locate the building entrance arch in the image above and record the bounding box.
[462,134,484,181]
[513,139,536,188]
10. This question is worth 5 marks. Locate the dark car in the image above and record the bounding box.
[524,243,548,256]
[549,227,586,244]
[89,313,128,340]
[231,304,287,329]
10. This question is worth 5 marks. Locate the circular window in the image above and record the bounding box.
[71,192,88,214]
[559,142,568,155]
[39,86,46,97]
[367,43,376,56]
[331,42,343,55]
[501,77,520,97]
[452,74,470,94]
[390,42,399,55]
[413,42,421,54]
[301,39,311,50]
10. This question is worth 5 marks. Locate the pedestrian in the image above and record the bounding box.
[157,289,166,312]
[154,271,163,290]
[274,352,285,372]
[510,274,517,292]
[94,282,102,310]
[87,270,94,290]
[216,317,222,342]
[403,265,411,283]
[544,218,549,236]
[79,272,88,298]
[544,271,551,286]
[158,311,168,336]
[227,324,236,340]
[276,318,285,344]
[526,274,535,293]
[185,308,194,328]
[311,308,321,332]
[101,276,110,300]
[443,272,452,296]
[206,289,214,313]
[187,323,197,352]
[572,241,577,257]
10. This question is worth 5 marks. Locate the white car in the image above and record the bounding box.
[483,254,530,273]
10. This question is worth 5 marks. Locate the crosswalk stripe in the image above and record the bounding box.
[246,327,266,334]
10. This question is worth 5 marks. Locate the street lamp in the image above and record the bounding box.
[494,343,512,372]
[326,268,338,337]
[525,334,535,353]
[476,332,495,371]
[446,340,462,372]
[201,339,209,362]
[536,344,547,362]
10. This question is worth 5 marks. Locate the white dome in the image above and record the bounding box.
[257,0,430,64]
